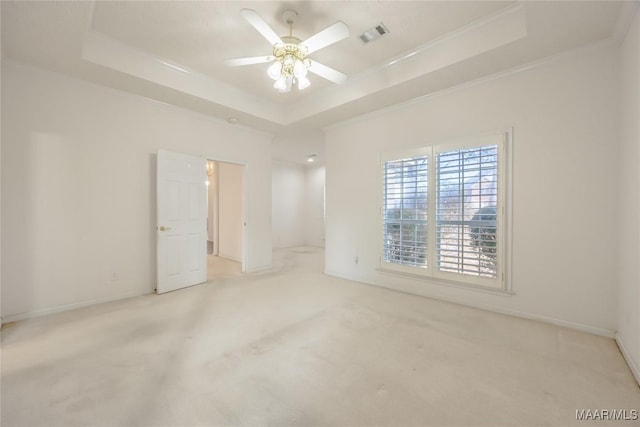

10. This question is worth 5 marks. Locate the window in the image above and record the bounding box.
[381,132,509,290]
[383,156,428,268]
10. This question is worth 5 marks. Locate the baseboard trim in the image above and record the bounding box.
[218,253,242,263]
[324,270,615,338]
[245,264,273,274]
[1,291,148,324]
[615,333,640,386]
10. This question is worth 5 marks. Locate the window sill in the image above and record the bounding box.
[376,267,515,297]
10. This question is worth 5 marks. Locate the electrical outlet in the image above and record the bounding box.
[109,272,119,282]
[354,256,359,264]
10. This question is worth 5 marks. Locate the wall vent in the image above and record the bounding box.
[359,23,389,43]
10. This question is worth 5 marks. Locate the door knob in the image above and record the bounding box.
[159,226,171,231]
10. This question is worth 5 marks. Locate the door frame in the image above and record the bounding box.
[206,158,247,274]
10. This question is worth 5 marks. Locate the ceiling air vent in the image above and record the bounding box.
[359,23,389,43]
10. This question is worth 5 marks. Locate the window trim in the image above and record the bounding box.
[381,147,430,275]
[379,130,513,292]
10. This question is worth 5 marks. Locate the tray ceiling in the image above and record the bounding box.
[1,1,627,133]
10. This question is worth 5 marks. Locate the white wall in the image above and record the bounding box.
[271,129,326,249]
[616,6,640,382]
[218,162,244,262]
[305,166,325,248]
[1,61,273,320]
[271,161,326,249]
[325,43,618,335]
[272,160,306,249]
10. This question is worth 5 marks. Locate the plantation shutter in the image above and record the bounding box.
[435,144,499,278]
[380,132,508,290]
[383,156,429,268]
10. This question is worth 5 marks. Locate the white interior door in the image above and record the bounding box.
[157,149,207,294]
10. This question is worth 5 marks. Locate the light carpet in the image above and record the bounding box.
[1,247,638,426]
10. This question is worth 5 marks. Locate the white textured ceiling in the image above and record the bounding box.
[1,1,627,142]
[90,1,513,105]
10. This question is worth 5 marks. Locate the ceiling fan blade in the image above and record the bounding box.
[308,61,347,84]
[300,21,349,54]
[240,9,283,46]
[224,56,273,67]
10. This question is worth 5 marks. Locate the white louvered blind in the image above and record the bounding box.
[380,133,507,290]
[436,144,498,278]
[383,156,428,268]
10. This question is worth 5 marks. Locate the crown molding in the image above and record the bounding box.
[288,4,527,125]
[324,38,616,133]
[82,30,287,125]
[2,58,275,137]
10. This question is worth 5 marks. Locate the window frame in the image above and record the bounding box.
[381,146,430,274]
[379,130,512,292]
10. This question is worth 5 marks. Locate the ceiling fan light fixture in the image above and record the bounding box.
[282,55,295,73]
[267,61,282,80]
[274,76,288,91]
[293,60,308,78]
[269,45,311,92]
[297,76,311,90]
[226,9,350,93]
[285,75,293,92]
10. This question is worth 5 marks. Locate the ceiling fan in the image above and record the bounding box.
[224,9,350,93]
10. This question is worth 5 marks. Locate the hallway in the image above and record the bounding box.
[207,254,242,282]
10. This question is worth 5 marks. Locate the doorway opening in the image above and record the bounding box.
[206,160,244,281]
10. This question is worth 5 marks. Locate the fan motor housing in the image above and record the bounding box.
[281,35,302,45]
[273,42,308,61]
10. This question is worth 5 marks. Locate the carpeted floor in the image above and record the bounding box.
[207,254,242,282]
[1,247,638,426]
